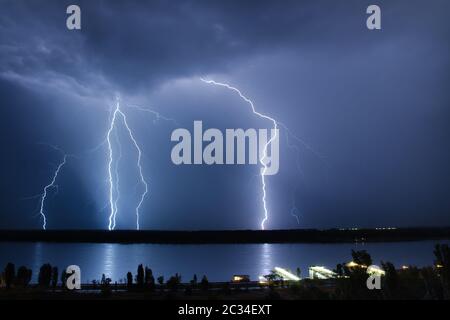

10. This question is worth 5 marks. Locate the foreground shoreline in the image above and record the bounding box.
[0,227,449,244]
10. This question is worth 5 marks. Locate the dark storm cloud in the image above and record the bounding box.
[0,0,414,92]
[2,0,447,93]
[2,0,324,93]
[0,0,449,229]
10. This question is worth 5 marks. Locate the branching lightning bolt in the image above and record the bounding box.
[200,78,328,229]
[110,129,122,230]
[30,95,176,230]
[200,78,278,230]
[107,99,148,230]
[126,104,178,125]
[280,122,329,224]
[38,147,68,230]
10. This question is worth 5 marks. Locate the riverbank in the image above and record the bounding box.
[0,227,449,244]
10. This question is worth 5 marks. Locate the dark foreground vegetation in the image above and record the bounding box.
[0,227,449,243]
[0,244,449,300]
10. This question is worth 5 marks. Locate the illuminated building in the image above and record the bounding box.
[309,266,338,279]
[367,265,386,276]
[345,261,386,276]
[273,267,301,281]
[232,275,250,283]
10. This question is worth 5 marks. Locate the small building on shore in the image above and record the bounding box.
[231,275,250,283]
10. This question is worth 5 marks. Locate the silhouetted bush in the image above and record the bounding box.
[38,263,52,287]
[434,243,450,298]
[4,263,15,289]
[51,266,58,289]
[136,264,144,288]
[190,274,198,288]
[167,273,181,291]
[60,270,67,289]
[100,273,112,297]
[157,276,164,291]
[200,275,209,291]
[334,250,381,299]
[126,271,133,289]
[16,266,32,288]
[145,267,155,291]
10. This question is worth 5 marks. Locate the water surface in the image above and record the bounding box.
[0,241,446,283]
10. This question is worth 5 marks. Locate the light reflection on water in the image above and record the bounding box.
[0,240,448,283]
[103,244,115,281]
[259,243,272,277]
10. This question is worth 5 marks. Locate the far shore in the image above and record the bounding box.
[0,227,449,244]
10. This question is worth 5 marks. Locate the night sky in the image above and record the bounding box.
[0,0,449,230]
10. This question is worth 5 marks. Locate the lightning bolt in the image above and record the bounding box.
[106,99,148,230]
[32,97,174,231]
[200,78,278,230]
[38,146,68,230]
[200,78,328,229]
[126,104,178,125]
[110,128,122,230]
[290,193,300,225]
[280,122,329,225]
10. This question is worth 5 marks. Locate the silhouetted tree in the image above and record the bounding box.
[145,267,155,291]
[60,270,67,288]
[351,250,372,266]
[421,266,444,299]
[4,263,15,289]
[100,274,112,297]
[126,272,133,288]
[296,267,301,278]
[51,266,58,289]
[200,275,209,291]
[335,250,378,299]
[397,266,425,299]
[381,261,398,298]
[190,274,198,288]
[136,264,144,288]
[264,270,282,286]
[16,266,32,288]
[434,243,450,297]
[38,263,52,287]
[157,276,164,291]
[167,273,181,291]
[334,263,344,277]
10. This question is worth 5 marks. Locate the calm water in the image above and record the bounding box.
[0,241,447,283]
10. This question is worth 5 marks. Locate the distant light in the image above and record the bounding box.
[346,261,360,268]
[401,265,409,270]
[232,275,250,282]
